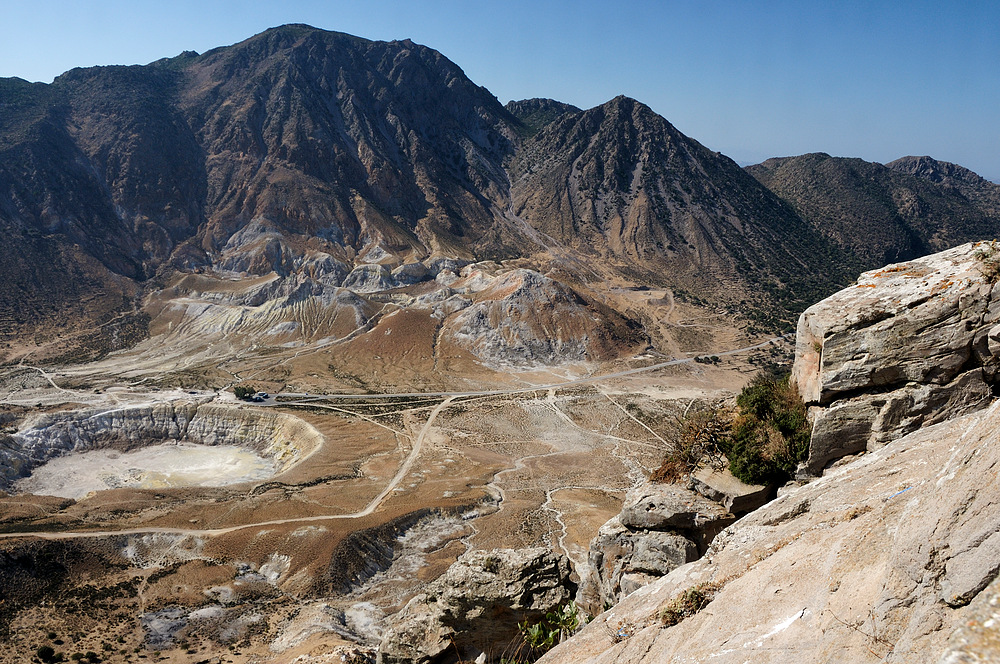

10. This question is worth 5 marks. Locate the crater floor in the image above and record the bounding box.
[13,442,276,499]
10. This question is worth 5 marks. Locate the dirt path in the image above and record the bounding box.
[0,397,455,541]
[0,336,787,541]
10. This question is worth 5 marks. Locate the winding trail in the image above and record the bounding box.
[0,397,455,541]
[0,336,787,542]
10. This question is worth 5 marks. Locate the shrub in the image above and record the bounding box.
[650,373,810,486]
[232,384,256,400]
[651,408,730,483]
[513,602,581,661]
[723,373,810,484]
[660,582,719,626]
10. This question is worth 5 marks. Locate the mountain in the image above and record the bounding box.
[508,97,860,320]
[0,25,529,359]
[887,155,1000,215]
[1,24,995,365]
[747,153,1000,268]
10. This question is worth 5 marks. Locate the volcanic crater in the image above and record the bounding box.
[3,402,323,499]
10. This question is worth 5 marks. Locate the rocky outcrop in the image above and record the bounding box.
[578,481,736,614]
[689,466,771,515]
[376,548,575,664]
[442,269,643,367]
[2,401,323,490]
[792,242,1000,474]
[343,264,397,293]
[538,401,1000,663]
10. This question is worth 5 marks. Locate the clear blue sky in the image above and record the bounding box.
[3,0,998,181]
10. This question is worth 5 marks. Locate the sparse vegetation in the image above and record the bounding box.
[974,239,1000,282]
[651,373,810,485]
[659,582,720,627]
[509,602,581,662]
[650,407,729,483]
[481,555,500,574]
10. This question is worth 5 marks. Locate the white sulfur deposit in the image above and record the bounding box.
[13,442,275,499]
[2,401,323,495]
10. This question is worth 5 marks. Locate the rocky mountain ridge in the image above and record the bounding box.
[5,24,1000,367]
[748,153,1000,268]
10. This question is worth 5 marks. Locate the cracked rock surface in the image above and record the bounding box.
[377,547,575,664]
[578,482,736,613]
[792,242,1000,474]
[539,401,1000,663]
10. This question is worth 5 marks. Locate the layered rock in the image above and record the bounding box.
[377,548,575,664]
[792,242,1000,474]
[578,481,736,613]
[538,401,1000,663]
[2,401,323,490]
[442,268,644,367]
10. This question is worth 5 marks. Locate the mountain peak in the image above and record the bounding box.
[887,155,992,188]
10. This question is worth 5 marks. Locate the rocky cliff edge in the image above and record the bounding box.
[792,241,1000,474]
[539,242,1000,663]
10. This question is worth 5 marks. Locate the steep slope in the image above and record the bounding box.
[748,153,1000,268]
[888,154,1000,215]
[174,25,523,263]
[541,245,1000,662]
[540,405,1000,663]
[508,97,861,324]
[0,78,147,355]
[14,25,994,366]
[441,268,645,367]
[0,25,530,360]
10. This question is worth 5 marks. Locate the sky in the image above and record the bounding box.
[2,0,998,181]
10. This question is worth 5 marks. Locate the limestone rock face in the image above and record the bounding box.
[792,242,1000,473]
[579,516,699,614]
[538,402,1000,664]
[578,482,735,613]
[376,548,575,664]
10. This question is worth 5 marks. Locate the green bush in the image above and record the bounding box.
[232,384,256,400]
[651,373,810,486]
[513,602,581,661]
[723,374,810,484]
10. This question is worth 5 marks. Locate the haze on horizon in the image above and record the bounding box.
[2,0,998,182]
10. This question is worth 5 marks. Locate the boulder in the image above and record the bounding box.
[376,548,575,664]
[791,242,1000,474]
[578,481,734,613]
[619,482,735,535]
[579,516,699,613]
[690,466,771,515]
